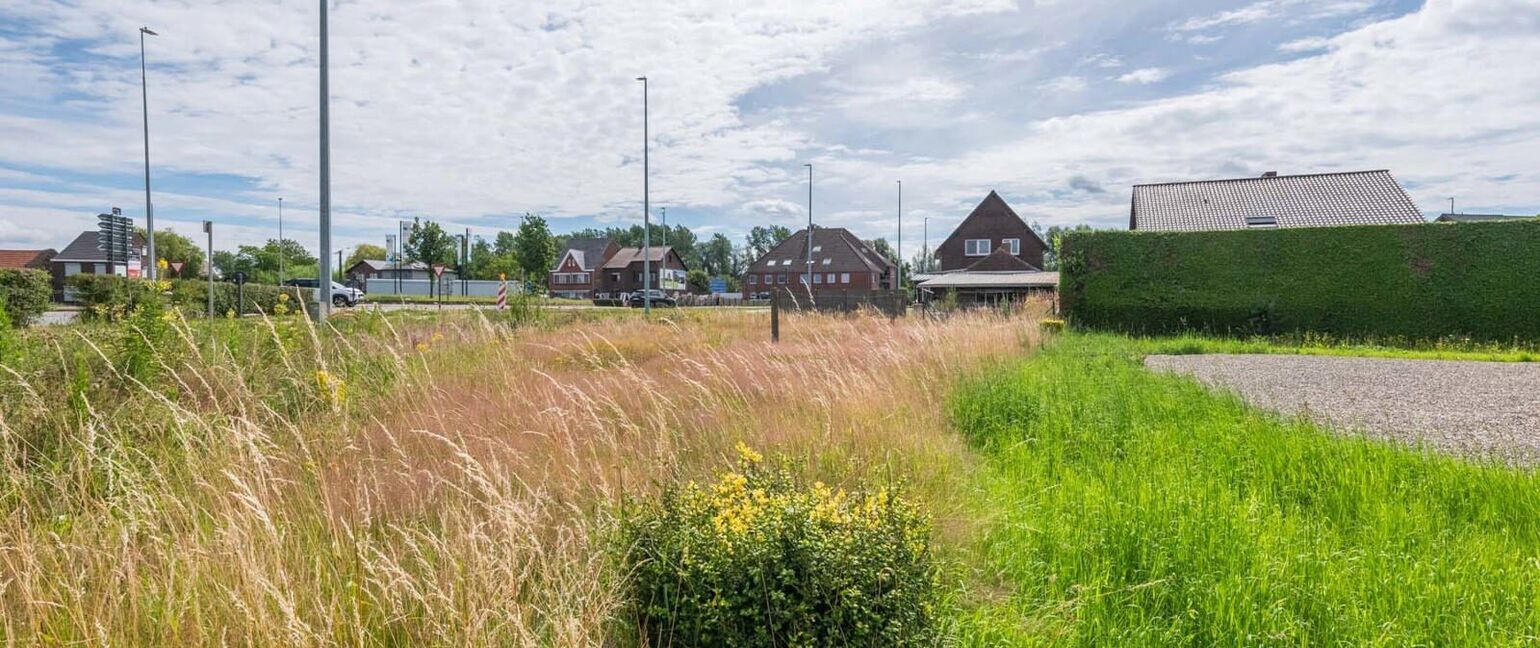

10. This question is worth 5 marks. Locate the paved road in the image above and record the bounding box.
[38,309,79,326]
[1146,353,1540,464]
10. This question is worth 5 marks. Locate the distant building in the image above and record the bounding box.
[51,231,146,301]
[1435,213,1535,223]
[0,249,56,271]
[595,246,690,299]
[742,227,897,299]
[935,191,1048,271]
[549,238,620,299]
[1129,170,1424,231]
[347,259,453,284]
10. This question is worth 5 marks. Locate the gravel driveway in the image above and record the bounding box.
[1145,354,1540,464]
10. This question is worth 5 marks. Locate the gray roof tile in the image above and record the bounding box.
[1130,170,1425,232]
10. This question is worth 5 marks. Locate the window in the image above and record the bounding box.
[610,272,621,282]
[811,245,822,253]
[840,273,851,284]
[764,273,773,284]
[826,273,835,284]
[777,273,787,284]
[782,259,794,266]
[1002,238,1021,255]
[965,239,991,256]
[748,274,758,285]
[633,271,642,282]
[813,273,822,284]
[1245,215,1278,228]
[821,258,831,265]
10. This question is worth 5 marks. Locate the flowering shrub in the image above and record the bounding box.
[1041,318,1066,334]
[621,445,943,646]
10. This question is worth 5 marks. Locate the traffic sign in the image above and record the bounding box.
[432,264,447,278]
[170,261,185,275]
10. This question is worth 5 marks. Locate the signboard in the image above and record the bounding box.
[96,210,133,268]
[709,277,728,294]
[432,264,447,279]
[659,268,686,291]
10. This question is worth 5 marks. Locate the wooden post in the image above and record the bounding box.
[770,290,780,343]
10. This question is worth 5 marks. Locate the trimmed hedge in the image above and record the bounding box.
[1060,219,1540,342]
[0,269,52,327]
[68,275,313,321]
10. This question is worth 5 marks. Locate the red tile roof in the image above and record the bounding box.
[0,249,54,270]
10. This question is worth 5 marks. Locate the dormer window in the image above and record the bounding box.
[1245,215,1278,228]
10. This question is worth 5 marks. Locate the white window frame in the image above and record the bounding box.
[811,245,822,253]
[840,273,851,284]
[821,258,832,265]
[826,273,835,284]
[748,274,758,285]
[813,273,822,284]
[965,239,991,256]
[1002,238,1021,255]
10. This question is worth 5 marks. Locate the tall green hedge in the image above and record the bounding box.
[0,269,53,327]
[1060,220,1540,341]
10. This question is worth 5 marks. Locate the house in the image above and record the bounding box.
[549,238,620,299]
[51,231,146,301]
[1435,213,1535,223]
[595,246,690,298]
[916,192,1058,306]
[347,259,453,284]
[934,191,1048,271]
[1129,170,1424,231]
[742,227,897,299]
[0,249,56,271]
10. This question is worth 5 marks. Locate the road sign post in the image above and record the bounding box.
[232,271,247,317]
[432,264,447,311]
[497,273,508,310]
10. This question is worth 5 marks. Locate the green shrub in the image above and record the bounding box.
[69,275,311,321]
[0,268,54,327]
[621,445,943,646]
[0,299,13,363]
[69,274,163,322]
[1060,219,1540,342]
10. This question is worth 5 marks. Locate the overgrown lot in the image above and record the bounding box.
[954,333,1540,645]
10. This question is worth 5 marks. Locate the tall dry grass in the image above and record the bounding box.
[1,303,1045,645]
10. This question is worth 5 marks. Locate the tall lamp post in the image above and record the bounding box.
[923,216,929,273]
[804,163,813,289]
[660,206,667,248]
[637,75,651,315]
[139,26,158,279]
[203,220,214,318]
[277,197,285,284]
[316,0,332,321]
[896,180,902,292]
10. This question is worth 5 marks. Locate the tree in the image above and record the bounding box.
[404,219,458,267]
[513,214,557,284]
[746,225,792,258]
[686,268,711,294]
[866,238,901,266]
[701,233,736,276]
[1040,224,1095,270]
[345,243,387,271]
[141,227,205,279]
[212,239,317,284]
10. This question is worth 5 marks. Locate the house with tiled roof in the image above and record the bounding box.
[742,227,898,299]
[51,230,147,301]
[0,249,55,271]
[549,237,620,299]
[916,192,1058,306]
[1129,170,1424,231]
[594,245,689,298]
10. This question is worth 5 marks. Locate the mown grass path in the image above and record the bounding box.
[953,333,1540,646]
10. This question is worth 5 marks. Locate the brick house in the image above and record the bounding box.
[742,227,897,299]
[0,249,56,272]
[935,191,1047,272]
[549,238,620,299]
[594,246,689,298]
[50,231,146,301]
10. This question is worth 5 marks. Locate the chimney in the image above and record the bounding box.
[1261,171,1278,178]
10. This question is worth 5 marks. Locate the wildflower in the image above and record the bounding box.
[416,341,430,353]
[226,309,236,319]
[278,292,290,303]
[314,370,346,408]
[735,441,763,464]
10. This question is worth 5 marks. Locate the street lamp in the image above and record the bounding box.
[923,216,930,273]
[804,163,813,290]
[316,0,332,321]
[637,75,651,314]
[203,220,213,317]
[896,180,902,292]
[660,206,667,248]
[139,26,158,280]
[277,197,284,284]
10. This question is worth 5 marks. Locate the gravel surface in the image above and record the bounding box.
[1145,354,1540,464]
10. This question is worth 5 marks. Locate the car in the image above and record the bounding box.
[627,289,677,308]
[283,278,364,307]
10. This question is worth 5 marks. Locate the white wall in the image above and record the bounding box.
[367,278,511,297]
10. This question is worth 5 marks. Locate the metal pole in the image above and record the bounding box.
[140,27,158,280]
[316,0,332,321]
[923,216,929,273]
[896,180,902,293]
[204,220,213,318]
[804,163,813,289]
[661,206,667,248]
[277,197,284,284]
[637,76,650,315]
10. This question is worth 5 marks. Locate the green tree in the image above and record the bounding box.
[513,214,557,284]
[141,227,206,279]
[1041,224,1095,270]
[866,238,901,266]
[404,220,458,267]
[746,225,792,258]
[686,268,710,294]
[212,239,317,284]
[345,243,388,271]
[701,233,736,276]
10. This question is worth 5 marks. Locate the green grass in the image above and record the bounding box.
[1139,331,1540,362]
[951,333,1540,646]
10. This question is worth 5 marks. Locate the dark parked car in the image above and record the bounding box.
[627,289,677,308]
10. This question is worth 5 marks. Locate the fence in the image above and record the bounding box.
[769,289,908,342]
[366,278,506,298]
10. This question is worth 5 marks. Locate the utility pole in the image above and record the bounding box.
[804,163,813,289]
[139,26,158,279]
[203,220,214,317]
[637,75,651,314]
[923,216,930,273]
[316,0,332,321]
[896,180,902,292]
[277,197,285,285]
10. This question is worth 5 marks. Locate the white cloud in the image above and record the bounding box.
[1038,75,1088,93]
[1082,53,1123,68]
[1116,67,1171,84]
[1279,36,1332,52]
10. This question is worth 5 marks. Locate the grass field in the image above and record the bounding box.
[6,305,1537,645]
[952,333,1540,645]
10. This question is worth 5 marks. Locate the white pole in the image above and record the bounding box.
[140,27,158,280]
[316,0,332,321]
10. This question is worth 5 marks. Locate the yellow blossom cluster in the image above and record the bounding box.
[313,369,347,408]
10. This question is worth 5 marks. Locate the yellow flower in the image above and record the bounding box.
[314,370,346,408]
[735,442,763,464]
[157,258,169,271]
[278,292,290,303]
[225,309,236,319]
[416,342,430,353]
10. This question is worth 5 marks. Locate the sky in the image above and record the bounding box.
[2,0,1538,261]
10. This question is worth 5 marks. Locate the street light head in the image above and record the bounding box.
[636,75,647,81]
[140,27,158,36]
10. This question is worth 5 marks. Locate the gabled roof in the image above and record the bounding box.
[352,259,431,272]
[939,191,1048,252]
[1435,213,1535,223]
[965,245,1039,272]
[918,271,1059,289]
[603,245,687,270]
[553,237,615,271]
[1130,170,1424,231]
[745,227,897,275]
[53,231,145,263]
[0,249,55,270]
